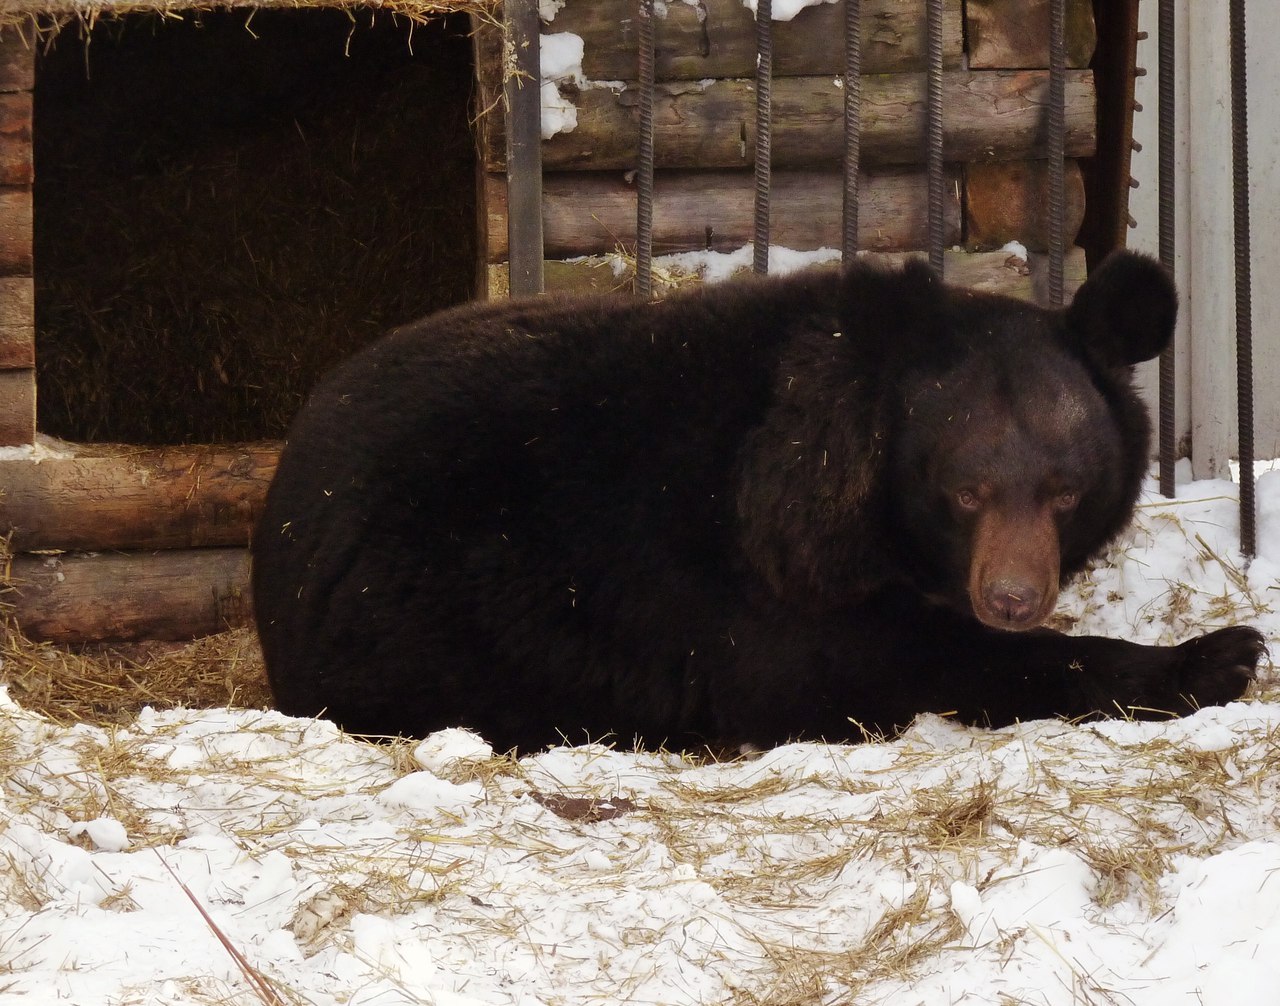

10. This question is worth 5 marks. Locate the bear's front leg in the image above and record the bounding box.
[940,622,1266,727]
[1062,625,1265,720]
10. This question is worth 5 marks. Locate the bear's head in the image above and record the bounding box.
[886,251,1177,631]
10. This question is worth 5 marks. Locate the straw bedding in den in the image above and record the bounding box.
[30,5,479,444]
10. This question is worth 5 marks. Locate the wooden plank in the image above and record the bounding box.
[484,167,964,262]
[485,247,1088,305]
[0,185,31,274]
[967,0,1097,70]
[544,0,964,81]
[4,548,253,643]
[0,366,33,445]
[0,32,33,93]
[965,160,1088,252]
[0,91,30,186]
[0,442,281,552]
[479,70,1097,173]
[0,275,33,368]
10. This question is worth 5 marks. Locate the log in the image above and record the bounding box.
[471,0,963,107]
[482,70,1097,173]
[0,32,32,93]
[0,442,281,552]
[484,167,964,262]
[471,1,965,170]
[965,160,1088,251]
[0,275,32,368]
[4,548,253,643]
[967,0,1097,70]
[542,0,964,81]
[0,92,29,187]
[0,185,31,274]
[0,367,33,446]
[483,247,1088,305]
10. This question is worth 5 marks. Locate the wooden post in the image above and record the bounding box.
[0,30,32,447]
[504,0,544,296]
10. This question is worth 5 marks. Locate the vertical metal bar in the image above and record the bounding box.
[925,0,944,274]
[1229,0,1255,556]
[842,0,862,261]
[636,0,656,299]
[1158,0,1177,498]
[753,0,773,275]
[504,0,544,296]
[1047,0,1066,308]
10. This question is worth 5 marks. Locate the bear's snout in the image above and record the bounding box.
[980,577,1045,629]
[968,502,1061,632]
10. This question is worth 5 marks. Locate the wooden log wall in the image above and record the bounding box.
[472,0,1099,296]
[1,444,275,641]
[0,32,33,447]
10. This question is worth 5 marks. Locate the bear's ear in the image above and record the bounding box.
[839,257,951,367]
[1062,250,1177,368]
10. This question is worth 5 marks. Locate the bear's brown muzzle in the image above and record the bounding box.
[967,502,1061,631]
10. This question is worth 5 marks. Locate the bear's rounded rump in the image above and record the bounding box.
[252,254,1260,751]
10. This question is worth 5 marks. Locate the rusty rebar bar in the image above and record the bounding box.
[753,0,773,275]
[1229,0,1255,556]
[842,0,862,261]
[636,0,656,299]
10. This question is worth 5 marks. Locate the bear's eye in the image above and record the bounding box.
[1054,490,1080,512]
[955,488,981,511]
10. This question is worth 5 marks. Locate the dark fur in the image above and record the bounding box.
[252,253,1263,751]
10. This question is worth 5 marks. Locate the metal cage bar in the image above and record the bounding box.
[842,0,862,261]
[503,0,545,296]
[925,0,945,274]
[636,0,657,299]
[1229,0,1256,556]
[1047,0,1067,308]
[753,0,774,275]
[1157,0,1177,497]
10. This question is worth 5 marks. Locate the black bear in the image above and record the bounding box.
[252,252,1263,752]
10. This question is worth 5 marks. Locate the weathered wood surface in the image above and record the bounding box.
[4,548,253,643]
[480,70,1097,172]
[0,275,32,368]
[0,185,31,274]
[967,0,1097,70]
[0,367,33,445]
[0,443,281,551]
[0,32,32,93]
[0,92,30,186]
[484,167,964,262]
[483,247,1087,305]
[965,160,1088,251]
[474,0,964,93]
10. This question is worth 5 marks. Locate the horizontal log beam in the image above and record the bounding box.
[475,0,964,92]
[967,0,1097,69]
[4,547,252,643]
[482,70,1096,173]
[485,167,965,262]
[483,248,1088,304]
[0,443,281,551]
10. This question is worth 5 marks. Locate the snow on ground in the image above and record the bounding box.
[1,469,1279,1006]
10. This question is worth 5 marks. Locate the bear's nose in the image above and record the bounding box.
[982,579,1042,628]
